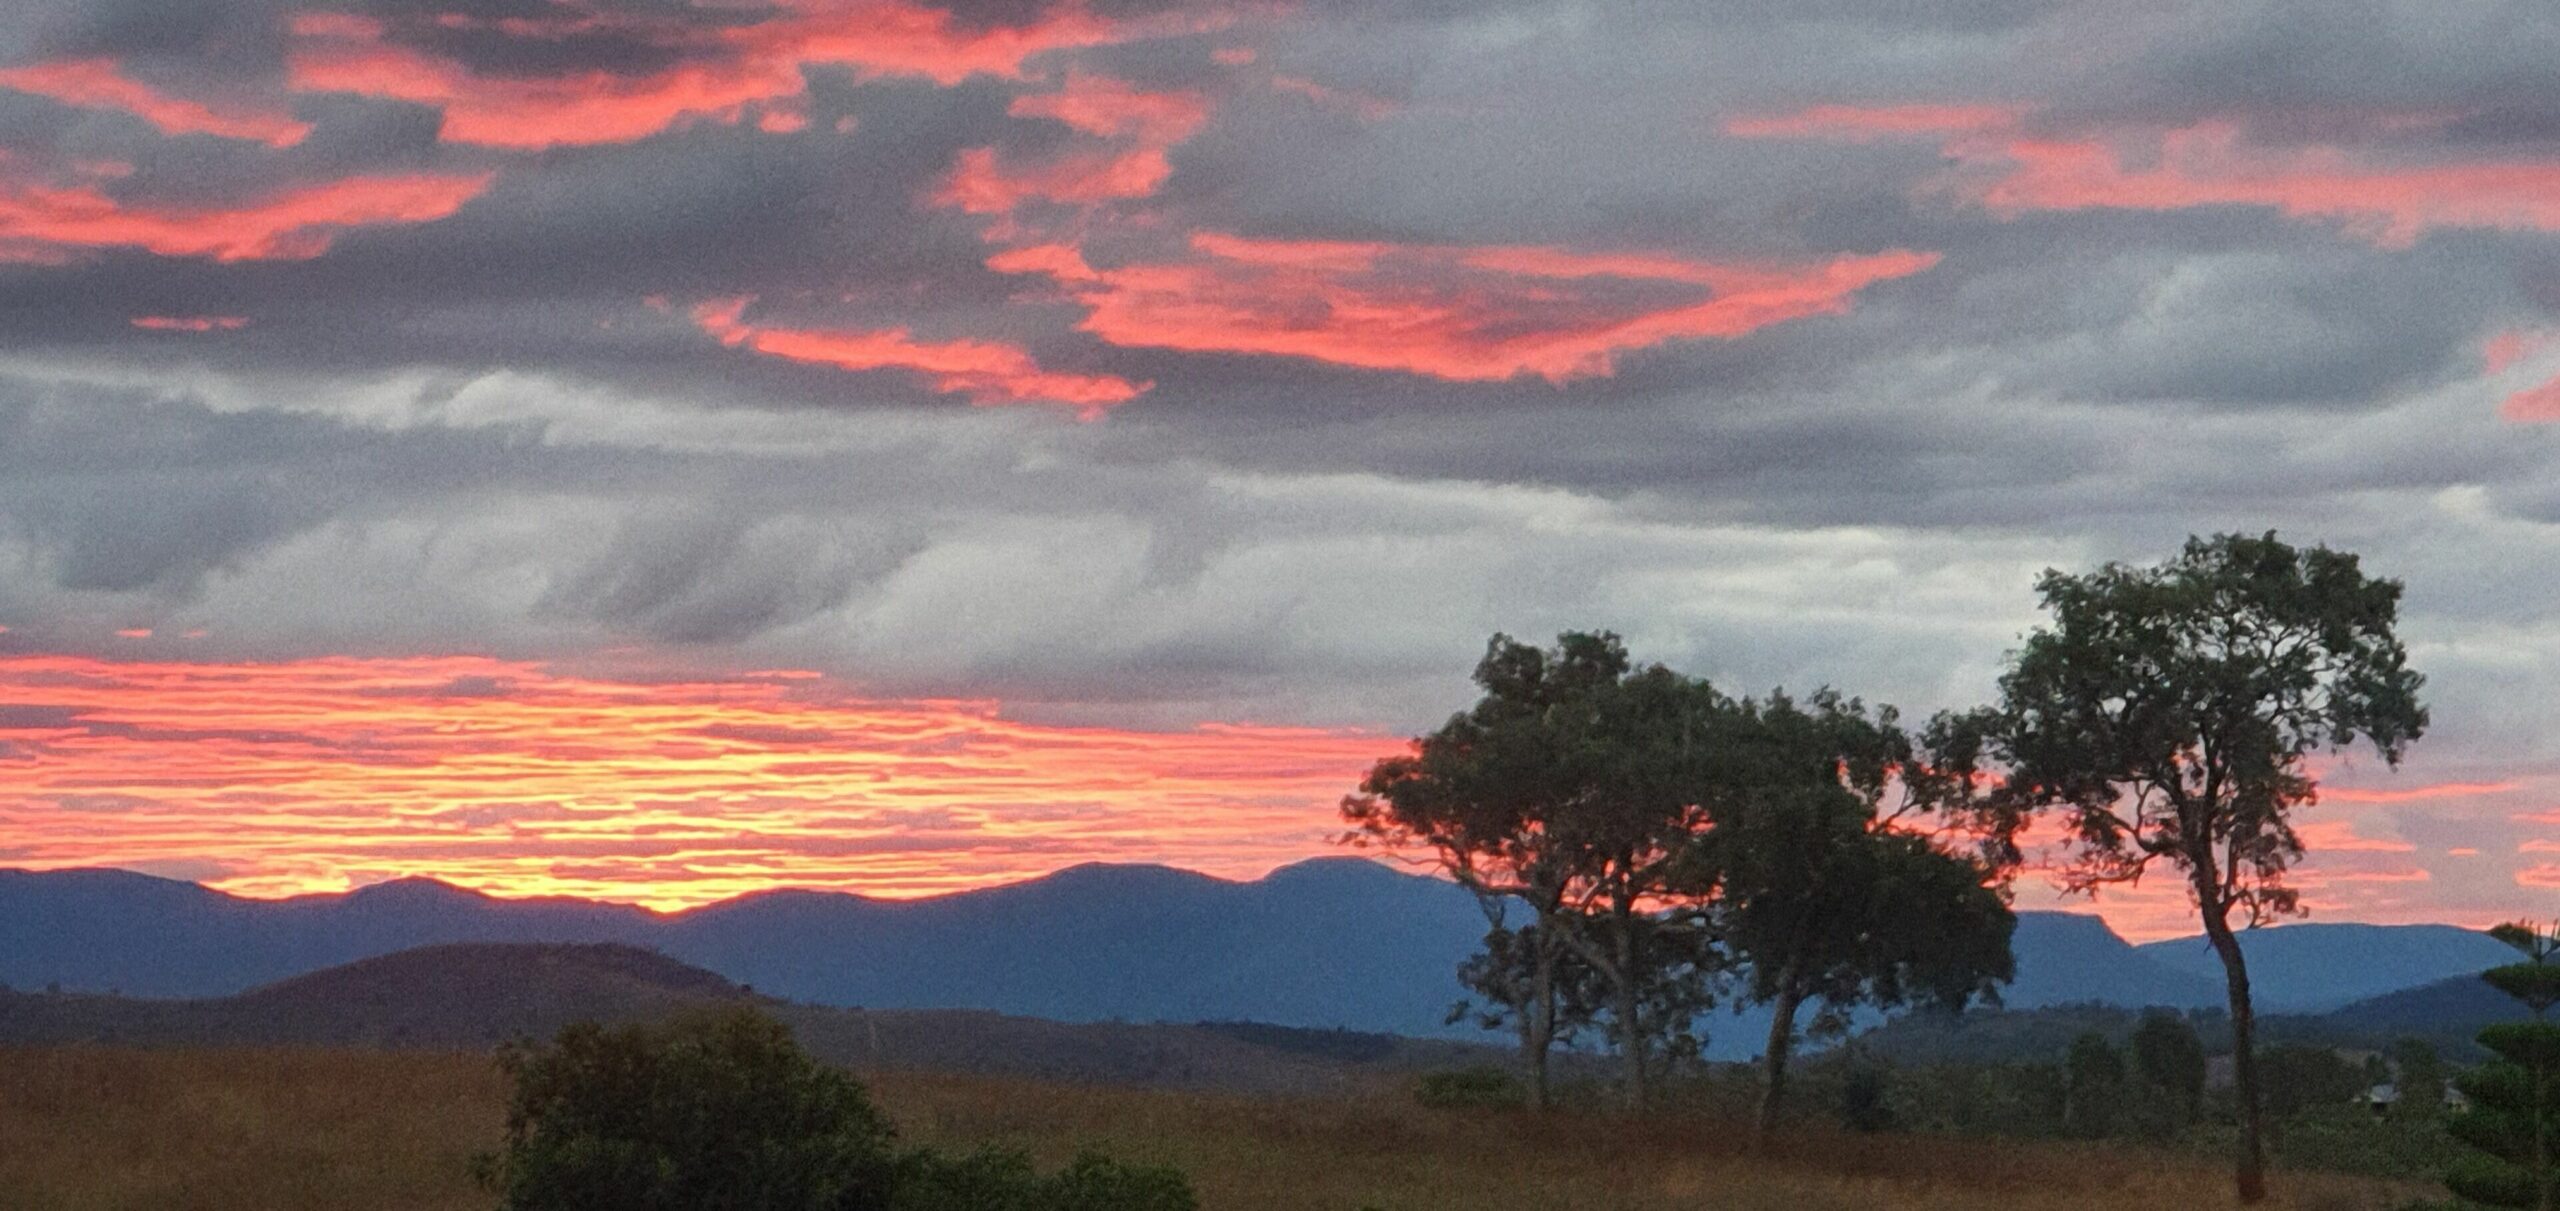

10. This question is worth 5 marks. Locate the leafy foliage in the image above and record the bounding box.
[1413,1065,1525,1110]
[474,1007,1196,1211]
[2446,922,2560,1209]
[1986,531,2427,1203]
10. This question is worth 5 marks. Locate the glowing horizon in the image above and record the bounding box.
[0,646,2523,942]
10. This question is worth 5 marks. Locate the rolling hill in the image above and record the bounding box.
[0,941,1494,1093]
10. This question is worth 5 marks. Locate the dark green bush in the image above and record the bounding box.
[475,1007,1195,1211]
[893,1149,1196,1211]
[1413,1065,1524,1109]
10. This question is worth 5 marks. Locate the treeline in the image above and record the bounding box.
[1343,632,2014,1130]
[1346,532,2429,1204]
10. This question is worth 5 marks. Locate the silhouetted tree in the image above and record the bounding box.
[1345,632,1725,1109]
[1986,533,2428,1202]
[1702,691,2013,1140]
[2258,1045,2363,1122]
[1342,633,1624,1108]
[2130,1009,2208,1137]
[2066,1032,2128,1139]
[2448,922,2560,1210]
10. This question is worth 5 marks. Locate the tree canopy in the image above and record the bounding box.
[1987,531,2427,1203]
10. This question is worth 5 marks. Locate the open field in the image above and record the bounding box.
[1,1046,2431,1211]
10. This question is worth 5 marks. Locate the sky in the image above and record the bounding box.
[0,0,2557,940]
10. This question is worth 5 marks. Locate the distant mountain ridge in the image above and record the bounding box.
[0,861,2505,1058]
[0,941,1496,1093]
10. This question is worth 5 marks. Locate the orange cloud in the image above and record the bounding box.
[988,231,1937,382]
[0,170,491,262]
[130,315,250,332]
[693,297,1146,416]
[0,651,1386,908]
[0,58,310,147]
[1735,105,2560,246]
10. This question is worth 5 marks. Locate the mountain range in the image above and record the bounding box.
[0,860,2522,1059]
[0,942,1495,1093]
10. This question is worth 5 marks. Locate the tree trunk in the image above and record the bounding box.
[1615,923,1647,1111]
[1757,978,1804,1143]
[2201,901,2269,1204]
[1527,936,1557,1111]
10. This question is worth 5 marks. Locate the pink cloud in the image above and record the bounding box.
[1268,74,1397,121]
[1735,104,2560,247]
[933,145,1174,215]
[286,0,1211,150]
[2293,818,2416,853]
[693,297,1146,416]
[0,58,310,147]
[1009,72,1208,143]
[2321,779,2521,804]
[987,231,1938,383]
[1723,102,2022,142]
[0,170,493,262]
[131,315,250,332]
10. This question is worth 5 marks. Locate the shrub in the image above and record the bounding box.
[1837,1062,1896,1133]
[476,1007,1196,1211]
[1414,1065,1524,1109]
[894,1150,1196,1211]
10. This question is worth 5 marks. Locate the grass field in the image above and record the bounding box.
[0,1046,2432,1211]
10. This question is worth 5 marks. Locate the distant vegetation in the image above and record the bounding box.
[1,1044,2434,1210]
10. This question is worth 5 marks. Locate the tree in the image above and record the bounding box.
[2066,1032,2128,1139]
[2392,1037,2448,1123]
[2258,1045,2363,1123]
[2130,1009,2207,1136]
[2447,922,2560,1210]
[1702,691,2014,1139]
[1342,633,1622,1108]
[1344,632,1724,1109]
[1987,532,2428,1202]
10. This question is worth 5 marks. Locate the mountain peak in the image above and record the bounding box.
[339,876,489,906]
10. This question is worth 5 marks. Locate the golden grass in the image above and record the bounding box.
[0,1047,2429,1211]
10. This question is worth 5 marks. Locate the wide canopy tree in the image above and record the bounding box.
[1699,690,2014,1138]
[1342,632,1725,1109]
[1988,532,2427,1203]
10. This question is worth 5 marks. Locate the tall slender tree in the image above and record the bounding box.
[1987,533,2427,1203]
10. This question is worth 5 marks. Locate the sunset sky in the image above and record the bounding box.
[2,0,2558,939]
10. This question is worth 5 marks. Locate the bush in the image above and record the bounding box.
[476,1007,1195,1211]
[894,1150,1197,1211]
[1838,1062,1896,1133]
[1413,1065,1524,1110]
